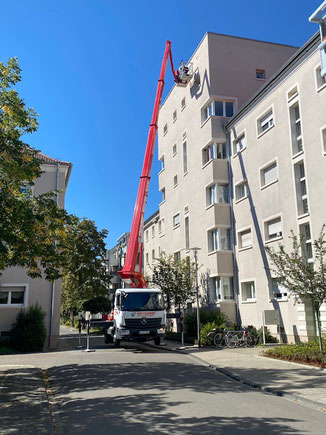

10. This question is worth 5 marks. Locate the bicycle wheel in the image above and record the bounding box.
[213,333,224,347]
[244,333,257,347]
[226,333,239,349]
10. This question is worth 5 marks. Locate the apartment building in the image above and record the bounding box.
[107,232,130,291]
[226,32,326,342]
[0,153,72,349]
[144,33,297,324]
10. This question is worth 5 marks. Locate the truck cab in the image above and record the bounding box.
[107,288,166,347]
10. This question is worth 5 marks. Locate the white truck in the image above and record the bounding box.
[105,288,166,347]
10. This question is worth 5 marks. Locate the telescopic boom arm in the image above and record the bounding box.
[118,41,182,288]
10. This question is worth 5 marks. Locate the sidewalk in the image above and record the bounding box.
[157,339,326,409]
[0,366,53,434]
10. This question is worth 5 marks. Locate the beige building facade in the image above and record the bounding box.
[144,33,298,326]
[226,33,326,342]
[0,153,72,349]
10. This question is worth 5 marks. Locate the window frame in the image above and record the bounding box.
[272,278,288,301]
[181,97,186,111]
[238,226,253,251]
[256,69,266,80]
[172,142,177,157]
[320,125,326,156]
[232,132,246,156]
[234,179,249,203]
[259,159,278,189]
[264,214,283,243]
[160,187,166,205]
[205,182,229,208]
[173,110,177,123]
[314,64,326,93]
[173,174,178,188]
[288,99,303,157]
[173,212,180,229]
[207,227,231,253]
[163,123,168,136]
[240,280,256,303]
[294,161,309,217]
[159,154,165,173]
[201,97,236,125]
[202,141,227,166]
[0,284,29,308]
[210,276,235,302]
[256,106,275,138]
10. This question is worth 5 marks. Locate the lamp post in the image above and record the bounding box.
[190,247,201,348]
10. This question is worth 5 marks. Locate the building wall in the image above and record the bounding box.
[227,39,326,342]
[0,161,71,348]
[145,33,297,323]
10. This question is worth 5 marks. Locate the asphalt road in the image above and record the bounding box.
[1,329,326,434]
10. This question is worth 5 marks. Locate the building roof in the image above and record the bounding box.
[37,152,72,166]
[37,152,73,187]
[144,210,159,228]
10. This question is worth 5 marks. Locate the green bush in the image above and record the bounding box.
[184,309,228,338]
[263,340,326,367]
[10,304,47,352]
[248,325,278,345]
[200,322,221,346]
[82,296,110,314]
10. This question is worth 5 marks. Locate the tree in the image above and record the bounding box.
[149,255,196,310]
[0,57,68,279]
[61,217,111,324]
[266,226,326,352]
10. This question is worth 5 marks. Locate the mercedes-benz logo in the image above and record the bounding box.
[141,317,147,325]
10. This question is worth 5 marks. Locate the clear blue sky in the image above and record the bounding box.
[1,0,321,248]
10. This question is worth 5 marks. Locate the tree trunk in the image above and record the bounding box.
[314,301,323,353]
[70,309,75,328]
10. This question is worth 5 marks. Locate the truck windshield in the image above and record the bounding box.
[121,292,164,311]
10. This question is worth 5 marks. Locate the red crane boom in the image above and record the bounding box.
[118,41,185,288]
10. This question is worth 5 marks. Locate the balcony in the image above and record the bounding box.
[207,250,234,276]
[206,203,230,228]
[203,158,229,185]
[201,116,226,144]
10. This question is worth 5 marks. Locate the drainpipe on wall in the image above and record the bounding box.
[48,163,60,348]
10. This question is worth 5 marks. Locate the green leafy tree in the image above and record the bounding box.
[0,57,68,279]
[61,217,111,324]
[149,255,196,310]
[266,226,326,352]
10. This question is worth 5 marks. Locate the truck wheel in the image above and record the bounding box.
[104,333,113,344]
[114,338,121,348]
[154,337,161,346]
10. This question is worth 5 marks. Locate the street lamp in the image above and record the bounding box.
[190,247,201,347]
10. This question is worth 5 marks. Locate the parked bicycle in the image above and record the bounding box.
[208,327,258,348]
[226,328,258,348]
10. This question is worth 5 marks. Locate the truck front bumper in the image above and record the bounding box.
[116,327,165,341]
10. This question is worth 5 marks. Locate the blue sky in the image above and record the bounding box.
[1,0,322,248]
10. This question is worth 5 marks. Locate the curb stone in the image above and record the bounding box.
[144,342,326,412]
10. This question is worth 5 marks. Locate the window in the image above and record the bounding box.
[294,162,308,215]
[158,219,164,234]
[265,217,282,241]
[261,161,277,188]
[146,253,149,264]
[233,134,246,155]
[201,100,234,123]
[151,226,155,238]
[0,286,26,306]
[152,249,155,260]
[211,277,234,302]
[173,110,177,122]
[256,69,266,79]
[206,183,228,207]
[287,85,298,102]
[174,251,181,262]
[172,143,177,156]
[257,110,274,135]
[208,228,230,252]
[235,181,248,201]
[160,187,166,203]
[181,97,186,110]
[238,228,252,249]
[145,230,149,242]
[316,65,326,90]
[202,142,227,165]
[173,174,178,187]
[183,141,188,174]
[184,205,189,214]
[299,223,313,261]
[289,102,303,155]
[272,279,288,300]
[163,124,168,136]
[241,281,256,302]
[322,127,326,154]
[215,100,234,117]
[173,213,180,228]
[159,156,165,171]
[185,216,190,251]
